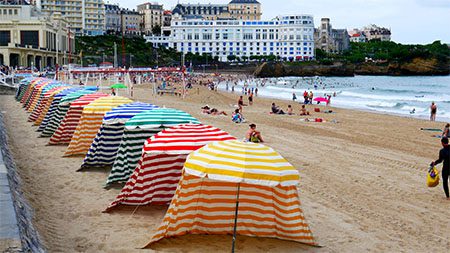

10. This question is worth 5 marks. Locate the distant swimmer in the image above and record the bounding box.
[371,87,375,91]
[410,108,416,114]
[415,95,425,98]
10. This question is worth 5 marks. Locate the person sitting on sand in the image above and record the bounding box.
[300,105,310,116]
[271,103,285,114]
[443,123,450,138]
[232,109,244,123]
[287,105,294,115]
[246,124,264,143]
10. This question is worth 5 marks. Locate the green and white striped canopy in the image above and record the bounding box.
[125,108,200,130]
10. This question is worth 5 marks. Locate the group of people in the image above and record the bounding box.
[271,102,311,116]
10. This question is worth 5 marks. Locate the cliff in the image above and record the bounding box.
[253,58,450,77]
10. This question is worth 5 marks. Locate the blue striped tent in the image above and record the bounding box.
[80,102,159,169]
[105,108,200,186]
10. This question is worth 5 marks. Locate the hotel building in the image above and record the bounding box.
[147,15,315,62]
[37,0,105,36]
[137,2,163,35]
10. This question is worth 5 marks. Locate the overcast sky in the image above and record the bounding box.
[112,0,450,44]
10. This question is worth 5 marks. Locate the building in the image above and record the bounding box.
[363,24,391,41]
[137,2,163,35]
[171,3,229,20]
[37,0,105,36]
[349,33,366,43]
[348,25,391,42]
[171,0,262,21]
[0,3,75,68]
[163,10,171,27]
[121,8,141,35]
[105,4,121,34]
[314,18,349,53]
[147,15,315,62]
[228,0,261,20]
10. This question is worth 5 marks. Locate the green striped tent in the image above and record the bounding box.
[105,108,200,186]
[39,90,96,137]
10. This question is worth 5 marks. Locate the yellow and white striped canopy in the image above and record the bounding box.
[82,96,133,114]
[184,140,300,186]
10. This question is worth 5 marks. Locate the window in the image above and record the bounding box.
[0,31,11,46]
[21,31,39,47]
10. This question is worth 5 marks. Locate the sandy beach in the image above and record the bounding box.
[1,82,449,252]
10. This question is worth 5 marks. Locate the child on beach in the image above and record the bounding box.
[246,124,264,143]
[232,109,244,123]
[300,105,310,116]
[287,105,294,115]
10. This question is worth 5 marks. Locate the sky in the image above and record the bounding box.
[111,0,450,44]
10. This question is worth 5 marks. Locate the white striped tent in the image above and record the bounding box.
[106,108,200,186]
[64,96,133,156]
[105,124,235,211]
[146,140,317,248]
[37,88,92,134]
[80,102,159,169]
[49,93,110,145]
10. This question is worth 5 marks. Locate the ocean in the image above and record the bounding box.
[219,75,450,122]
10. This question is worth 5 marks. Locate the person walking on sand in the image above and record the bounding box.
[292,92,297,102]
[431,137,450,200]
[308,91,314,105]
[238,96,244,112]
[430,102,437,121]
[248,92,253,105]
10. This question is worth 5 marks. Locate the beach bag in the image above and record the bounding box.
[314,108,320,112]
[427,166,439,187]
[315,118,323,122]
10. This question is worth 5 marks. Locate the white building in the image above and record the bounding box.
[147,15,315,62]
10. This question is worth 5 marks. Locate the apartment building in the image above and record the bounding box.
[105,3,120,34]
[37,0,105,36]
[228,0,261,20]
[121,8,141,35]
[137,2,163,35]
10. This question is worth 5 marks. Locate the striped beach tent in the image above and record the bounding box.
[22,78,51,108]
[48,93,110,145]
[15,77,34,101]
[28,86,70,123]
[25,80,55,112]
[37,88,90,134]
[106,108,200,186]
[64,96,133,156]
[80,102,159,169]
[19,77,46,104]
[146,140,317,249]
[105,124,235,210]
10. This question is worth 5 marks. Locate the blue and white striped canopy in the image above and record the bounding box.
[103,102,159,124]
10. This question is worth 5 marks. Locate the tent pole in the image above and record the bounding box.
[231,183,241,253]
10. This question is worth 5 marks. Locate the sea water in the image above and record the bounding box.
[219,75,450,122]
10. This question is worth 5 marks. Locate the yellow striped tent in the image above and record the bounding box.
[147,140,317,249]
[64,96,133,157]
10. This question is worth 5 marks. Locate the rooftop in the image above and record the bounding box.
[229,0,260,3]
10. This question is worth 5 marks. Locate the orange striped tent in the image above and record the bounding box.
[146,140,317,249]
[28,86,70,124]
[49,93,109,145]
[64,96,133,157]
[23,79,52,111]
[20,77,46,105]
[105,124,236,211]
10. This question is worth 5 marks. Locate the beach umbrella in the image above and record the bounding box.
[80,102,159,169]
[146,140,316,250]
[48,93,110,144]
[64,96,133,156]
[38,89,96,135]
[106,108,200,186]
[105,124,236,211]
[313,97,328,103]
[111,83,127,89]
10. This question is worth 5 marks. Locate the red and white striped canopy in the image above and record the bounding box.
[143,123,236,155]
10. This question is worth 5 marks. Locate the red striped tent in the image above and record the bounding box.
[64,96,133,156]
[105,124,236,211]
[48,93,109,145]
[28,86,70,123]
[146,141,317,249]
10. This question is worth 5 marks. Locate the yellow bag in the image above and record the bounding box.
[427,166,439,188]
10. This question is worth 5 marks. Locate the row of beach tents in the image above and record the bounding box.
[15,77,317,250]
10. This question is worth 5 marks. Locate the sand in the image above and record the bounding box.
[0,83,449,252]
